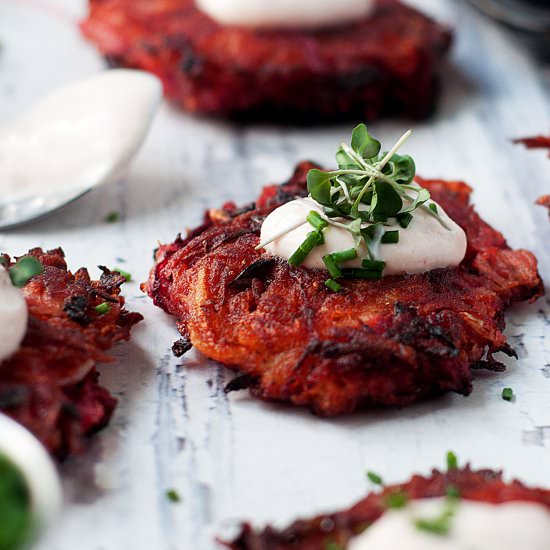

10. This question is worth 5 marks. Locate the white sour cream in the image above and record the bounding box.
[260,197,467,276]
[196,0,375,29]
[0,265,28,362]
[348,498,550,550]
[0,69,162,202]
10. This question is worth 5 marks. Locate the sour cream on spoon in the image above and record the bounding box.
[0,69,162,228]
[348,498,550,550]
[196,0,375,29]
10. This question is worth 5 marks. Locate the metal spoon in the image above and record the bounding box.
[0,70,162,230]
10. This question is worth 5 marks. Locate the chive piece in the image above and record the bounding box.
[397,212,413,228]
[288,231,323,267]
[306,210,328,231]
[114,268,132,282]
[8,256,43,288]
[166,489,181,503]
[446,451,458,471]
[331,248,357,263]
[385,490,409,509]
[104,211,120,223]
[367,471,383,485]
[0,454,32,550]
[323,255,342,279]
[361,259,386,271]
[414,513,453,536]
[342,268,383,280]
[381,230,399,244]
[446,485,460,499]
[429,203,438,215]
[502,387,514,402]
[325,279,342,292]
[94,302,110,315]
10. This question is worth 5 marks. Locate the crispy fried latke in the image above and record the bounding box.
[146,162,543,416]
[81,0,451,121]
[226,467,550,549]
[0,248,142,458]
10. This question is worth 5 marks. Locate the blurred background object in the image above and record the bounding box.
[468,0,550,59]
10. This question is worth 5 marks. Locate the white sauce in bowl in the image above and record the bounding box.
[196,0,375,29]
[0,266,28,362]
[260,197,467,276]
[0,69,162,203]
[0,414,62,538]
[348,498,550,550]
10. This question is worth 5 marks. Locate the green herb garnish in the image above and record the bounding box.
[324,543,344,550]
[445,485,460,499]
[0,454,33,550]
[385,490,409,509]
[257,124,450,291]
[8,256,43,288]
[367,471,383,485]
[114,268,132,282]
[324,279,342,292]
[414,503,456,536]
[103,211,121,223]
[502,387,514,402]
[94,302,111,315]
[166,489,181,503]
[446,451,458,471]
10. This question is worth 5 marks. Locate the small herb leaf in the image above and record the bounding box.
[9,256,43,288]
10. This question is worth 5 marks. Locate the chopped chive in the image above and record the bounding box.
[342,268,383,280]
[361,259,386,271]
[103,211,121,223]
[429,203,438,214]
[502,387,514,402]
[331,248,357,263]
[397,212,413,228]
[446,485,460,499]
[94,302,110,315]
[306,210,328,231]
[367,471,383,485]
[381,230,399,244]
[414,514,452,536]
[323,255,342,279]
[385,490,409,509]
[446,451,458,471]
[114,268,132,282]
[289,231,323,267]
[8,256,43,288]
[325,279,342,292]
[166,489,181,503]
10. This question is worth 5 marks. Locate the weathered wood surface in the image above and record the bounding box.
[0,0,549,548]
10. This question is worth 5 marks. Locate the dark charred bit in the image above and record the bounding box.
[500,343,518,359]
[63,295,91,325]
[172,337,193,358]
[471,358,507,372]
[224,374,258,394]
[229,258,278,290]
[98,266,127,291]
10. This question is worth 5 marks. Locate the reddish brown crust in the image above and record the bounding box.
[0,248,142,458]
[226,468,550,549]
[146,162,543,414]
[81,0,452,121]
[146,162,543,416]
[514,135,550,157]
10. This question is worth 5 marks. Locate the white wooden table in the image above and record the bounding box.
[0,1,549,548]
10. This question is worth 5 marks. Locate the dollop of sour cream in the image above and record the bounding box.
[260,197,467,276]
[0,69,162,202]
[196,0,375,29]
[348,498,550,550]
[0,266,28,362]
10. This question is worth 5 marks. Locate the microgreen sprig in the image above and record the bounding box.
[258,124,451,289]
